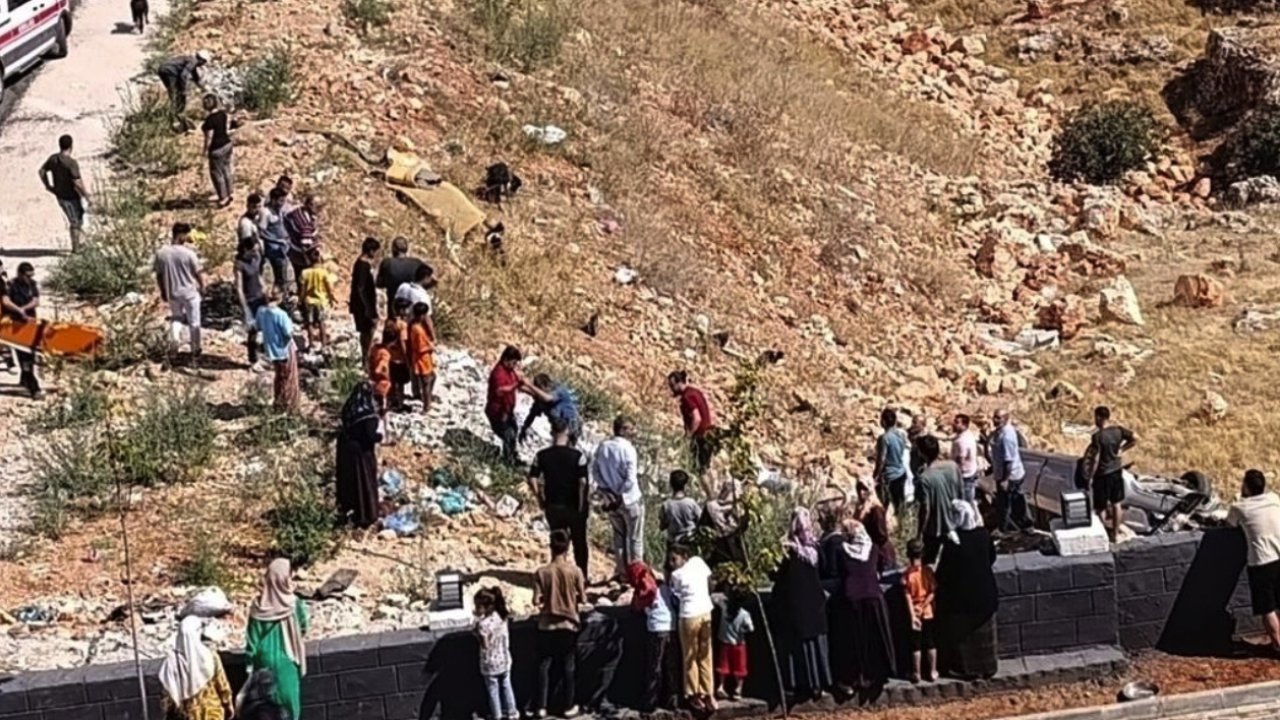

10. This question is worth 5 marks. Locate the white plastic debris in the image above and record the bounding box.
[613,266,638,285]
[495,495,520,518]
[179,587,233,619]
[522,124,567,145]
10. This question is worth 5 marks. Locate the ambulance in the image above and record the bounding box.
[0,0,71,104]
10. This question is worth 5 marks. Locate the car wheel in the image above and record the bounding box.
[1180,471,1211,496]
[50,18,69,58]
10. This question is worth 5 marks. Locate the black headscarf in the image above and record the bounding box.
[340,380,379,430]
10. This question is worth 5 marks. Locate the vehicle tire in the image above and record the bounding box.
[1180,471,1211,496]
[50,18,69,59]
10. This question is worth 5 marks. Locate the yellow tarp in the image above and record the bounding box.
[389,181,487,241]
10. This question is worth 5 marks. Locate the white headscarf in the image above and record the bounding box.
[952,499,980,531]
[158,615,217,705]
[841,518,873,562]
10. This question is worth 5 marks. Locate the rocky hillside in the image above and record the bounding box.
[8,0,1280,673]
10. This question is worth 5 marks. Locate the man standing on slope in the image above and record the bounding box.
[153,223,204,365]
[1084,405,1137,540]
[991,408,1032,533]
[668,370,718,482]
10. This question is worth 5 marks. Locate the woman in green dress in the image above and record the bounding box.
[245,558,309,718]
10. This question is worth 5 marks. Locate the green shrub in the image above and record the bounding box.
[145,0,194,63]
[31,377,109,432]
[34,430,113,502]
[93,303,171,370]
[111,91,184,175]
[32,488,72,540]
[468,0,575,69]
[324,348,365,412]
[240,51,296,117]
[1230,111,1280,180]
[342,0,392,34]
[112,387,215,486]
[1049,101,1163,185]
[268,472,339,566]
[433,300,462,343]
[242,382,312,448]
[176,529,236,587]
[50,182,156,300]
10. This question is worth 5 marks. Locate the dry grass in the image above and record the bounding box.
[1020,219,1280,500]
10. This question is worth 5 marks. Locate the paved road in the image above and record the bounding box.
[0,0,165,278]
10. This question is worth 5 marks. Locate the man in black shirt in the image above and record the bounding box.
[375,236,425,308]
[1085,405,1138,539]
[349,237,381,358]
[528,416,590,576]
[38,135,90,251]
[2,263,42,398]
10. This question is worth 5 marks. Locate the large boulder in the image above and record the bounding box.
[1035,294,1088,339]
[1172,273,1226,308]
[1099,275,1145,326]
[1165,26,1280,135]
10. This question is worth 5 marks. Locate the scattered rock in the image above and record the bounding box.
[1099,275,1145,326]
[1198,390,1228,425]
[1172,274,1226,309]
[1226,175,1280,207]
[1035,295,1087,340]
[1045,380,1085,403]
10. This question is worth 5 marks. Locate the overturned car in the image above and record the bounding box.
[976,449,1228,534]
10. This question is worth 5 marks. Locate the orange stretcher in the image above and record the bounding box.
[0,317,104,358]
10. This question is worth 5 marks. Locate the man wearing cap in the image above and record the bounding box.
[157,50,211,131]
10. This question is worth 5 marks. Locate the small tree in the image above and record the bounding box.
[1232,111,1280,180]
[1049,101,1163,185]
[240,51,296,117]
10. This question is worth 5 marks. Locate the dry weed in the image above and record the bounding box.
[1020,226,1280,500]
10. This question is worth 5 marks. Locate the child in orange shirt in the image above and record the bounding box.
[904,538,938,683]
[387,298,411,411]
[407,302,436,414]
[367,324,397,414]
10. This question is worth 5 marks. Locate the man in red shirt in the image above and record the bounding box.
[667,370,718,476]
[487,345,527,464]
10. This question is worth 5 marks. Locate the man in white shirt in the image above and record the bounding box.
[951,413,980,506]
[991,408,1031,533]
[1229,469,1280,651]
[669,545,714,710]
[394,263,437,339]
[593,416,644,580]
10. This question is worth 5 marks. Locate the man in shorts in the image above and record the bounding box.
[1229,470,1280,652]
[38,135,90,251]
[1084,405,1137,539]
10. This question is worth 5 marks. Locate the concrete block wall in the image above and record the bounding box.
[994,551,1117,658]
[1114,528,1259,654]
[0,529,1263,720]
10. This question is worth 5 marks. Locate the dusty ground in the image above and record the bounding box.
[0,0,171,274]
[812,649,1280,720]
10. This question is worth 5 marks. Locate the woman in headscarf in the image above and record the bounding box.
[936,499,998,680]
[853,478,897,572]
[160,615,233,720]
[772,508,831,701]
[245,558,309,719]
[335,380,384,528]
[836,517,896,694]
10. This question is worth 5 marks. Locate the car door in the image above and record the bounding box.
[0,0,54,76]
